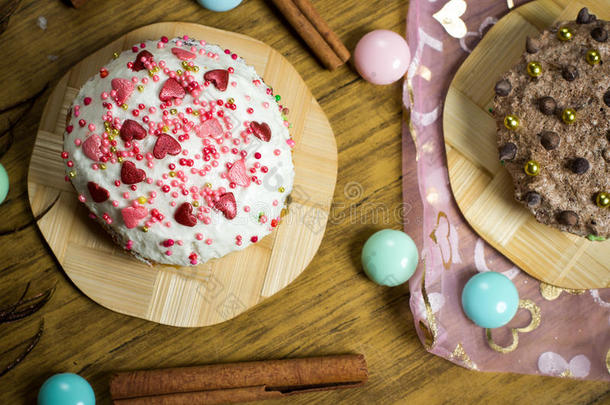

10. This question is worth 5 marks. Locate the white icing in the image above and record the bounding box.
[64,37,295,266]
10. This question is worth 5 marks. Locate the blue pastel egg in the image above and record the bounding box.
[197,0,243,12]
[0,162,8,204]
[38,373,95,405]
[461,272,519,329]
[361,229,418,286]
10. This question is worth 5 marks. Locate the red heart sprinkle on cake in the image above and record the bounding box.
[121,205,148,229]
[111,78,135,104]
[214,192,237,219]
[227,159,251,187]
[250,121,271,142]
[132,50,154,72]
[121,161,146,184]
[159,78,186,102]
[82,134,103,161]
[174,202,197,227]
[153,134,182,159]
[196,118,223,138]
[120,119,147,142]
[204,69,229,91]
[171,47,196,60]
[87,181,110,203]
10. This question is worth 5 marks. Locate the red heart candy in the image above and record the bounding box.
[121,205,148,229]
[159,78,186,102]
[121,161,146,184]
[111,78,135,104]
[227,159,251,187]
[87,181,110,203]
[195,118,223,138]
[171,47,196,60]
[120,119,147,142]
[82,134,103,161]
[250,121,271,142]
[214,192,237,220]
[204,69,229,91]
[132,50,154,72]
[153,134,182,159]
[174,202,197,227]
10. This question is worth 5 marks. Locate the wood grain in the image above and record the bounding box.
[0,0,608,404]
[444,0,610,289]
[27,22,338,327]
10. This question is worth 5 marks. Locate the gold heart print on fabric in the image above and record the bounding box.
[429,211,453,270]
[539,282,585,301]
[486,299,541,354]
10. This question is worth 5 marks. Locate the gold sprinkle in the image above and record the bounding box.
[170,108,177,115]
[162,126,169,132]
[181,61,189,68]
[117,156,124,163]
[107,135,115,141]
[205,182,212,188]
[137,85,144,92]
[112,52,119,59]
[142,226,149,232]
[100,164,106,170]
[278,186,285,193]
[228,98,235,104]
[121,103,128,110]
[192,201,199,207]
[104,122,111,129]
[138,196,147,204]
[193,66,199,72]
[169,171,176,177]
[192,111,199,116]
[68,170,76,178]
[176,69,183,76]
[153,66,160,73]
[112,129,119,136]
[110,146,117,153]
[148,70,155,77]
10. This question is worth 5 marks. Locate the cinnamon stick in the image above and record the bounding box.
[292,0,350,63]
[110,354,367,404]
[269,0,347,70]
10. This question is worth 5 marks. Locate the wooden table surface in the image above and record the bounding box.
[0,0,608,403]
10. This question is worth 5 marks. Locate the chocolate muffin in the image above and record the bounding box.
[493,8,609,239]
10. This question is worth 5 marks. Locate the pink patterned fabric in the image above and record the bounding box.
[403,0,610,380]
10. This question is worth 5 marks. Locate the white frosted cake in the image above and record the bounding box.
[62,35,295,266]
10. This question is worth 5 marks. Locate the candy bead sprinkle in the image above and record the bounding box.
[557,27,574,41]
[526,61,542,77]
[561,108,576,124]
[585,49,601,65]
[596,192,610,208]
[503,115,519,130]
[524,160,540,176]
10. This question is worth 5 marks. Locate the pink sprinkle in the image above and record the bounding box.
[101,92,108,100]
[74,139,82,146]
[78,194,86,202]
[262,102,269,109]
[244,206,250,212]
[177,240,183,246]
[176,40,183,47]
[274,149,281,156]
[170,201,176,207]
[161,36,168,43]
[273,200,278,206]
[205,238,212,245]
[166,250,172,256]
[88,123,96,132]
[92,164,99,170]
[287,139,295,147]
[112,200,119,207]
[196,233,204,240]
[123,192,130,199]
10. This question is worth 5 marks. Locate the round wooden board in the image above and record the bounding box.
[443,0,610,289]
[27,22,337,327]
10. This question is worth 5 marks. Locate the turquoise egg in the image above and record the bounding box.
[38,373,95,405]
[361,229,419,286]
[197,0,243,12]
[0,163,8,204]
[461,272,519,329]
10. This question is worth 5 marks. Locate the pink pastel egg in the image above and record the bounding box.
[354,30,410,85]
